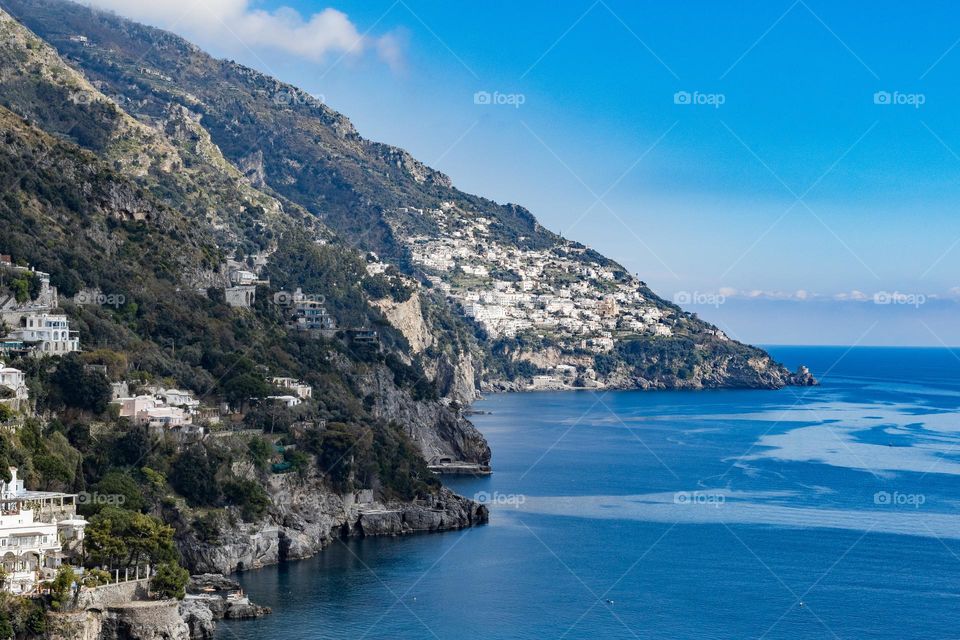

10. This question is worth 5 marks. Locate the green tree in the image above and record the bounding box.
[310,423,361,491]
[50,354,111,413]
[90,470,146,513]
[24,604,46,635]
[222,478,270,521]
[222,373,272,410]
[48,565,76,611]
[246,437,272,470]
[150,562,189,600]
[170,445,221,506]
[85,507,177,569]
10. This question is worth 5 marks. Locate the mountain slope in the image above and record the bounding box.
[0,0,814,392]
[0,7,500,585]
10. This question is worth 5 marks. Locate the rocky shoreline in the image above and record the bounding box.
[175,481,487,576]
[482,364,817,393]
[180,574,272,639]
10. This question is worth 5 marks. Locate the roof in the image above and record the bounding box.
[7,490,77,501]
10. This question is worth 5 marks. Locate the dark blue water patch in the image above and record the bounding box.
[218,517,960,640]
[855,424,916,446]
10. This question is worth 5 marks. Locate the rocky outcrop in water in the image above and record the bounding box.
[179,574,270,639]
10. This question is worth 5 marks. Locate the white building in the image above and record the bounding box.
[0,362,27,401]
[112,395,193,427]
[113,395,157,418]
[270,377,312,400]
[652,324,673,337]
[229,270,258,286]
[264,395,301,408]
[155,388,200,412]
[6,313,79,356]
[137,406,191,427]
[0,468,86,595]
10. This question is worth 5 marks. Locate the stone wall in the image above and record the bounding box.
[74,579,150,611]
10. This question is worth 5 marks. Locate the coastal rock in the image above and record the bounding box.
[788,365,817,386]
[175,472,487,575]
[358,361,490,466]
[178,600,215,640]
[46,611,102,640]
[180,574,271,634]
[99,601,190,640]
[432,350,481,405]
[352,488,487,537]
[482,352,817,392]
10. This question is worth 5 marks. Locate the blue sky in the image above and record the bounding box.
[91,0,960,345]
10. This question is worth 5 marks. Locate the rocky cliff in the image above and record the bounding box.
[47,598,189,640]
[173,470,487,575]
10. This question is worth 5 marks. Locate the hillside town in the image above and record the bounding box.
[392,202,727,353]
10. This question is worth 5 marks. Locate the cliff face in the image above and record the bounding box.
[357,359,489,465]
[173,470,487,575]
[46,602,189,640]
[374,293,433,355]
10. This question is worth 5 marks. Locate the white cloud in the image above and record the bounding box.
[833,290,869,302]
[83,0,402,68]
[711,288,951,303]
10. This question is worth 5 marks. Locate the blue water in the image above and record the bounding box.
[217,347,960,639]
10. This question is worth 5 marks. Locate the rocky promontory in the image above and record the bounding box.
[175,477,487,576]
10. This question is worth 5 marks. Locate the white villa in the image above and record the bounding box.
[270,377,312,400]
[229,270,258,286]
[0,362,28,402]
[153,388,200,412]
[6,313,80,356]
[112,395,192,428]
[264,395,301,408]
[0,468,86,594]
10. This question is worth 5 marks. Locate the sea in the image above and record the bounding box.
[217,346,960,639]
